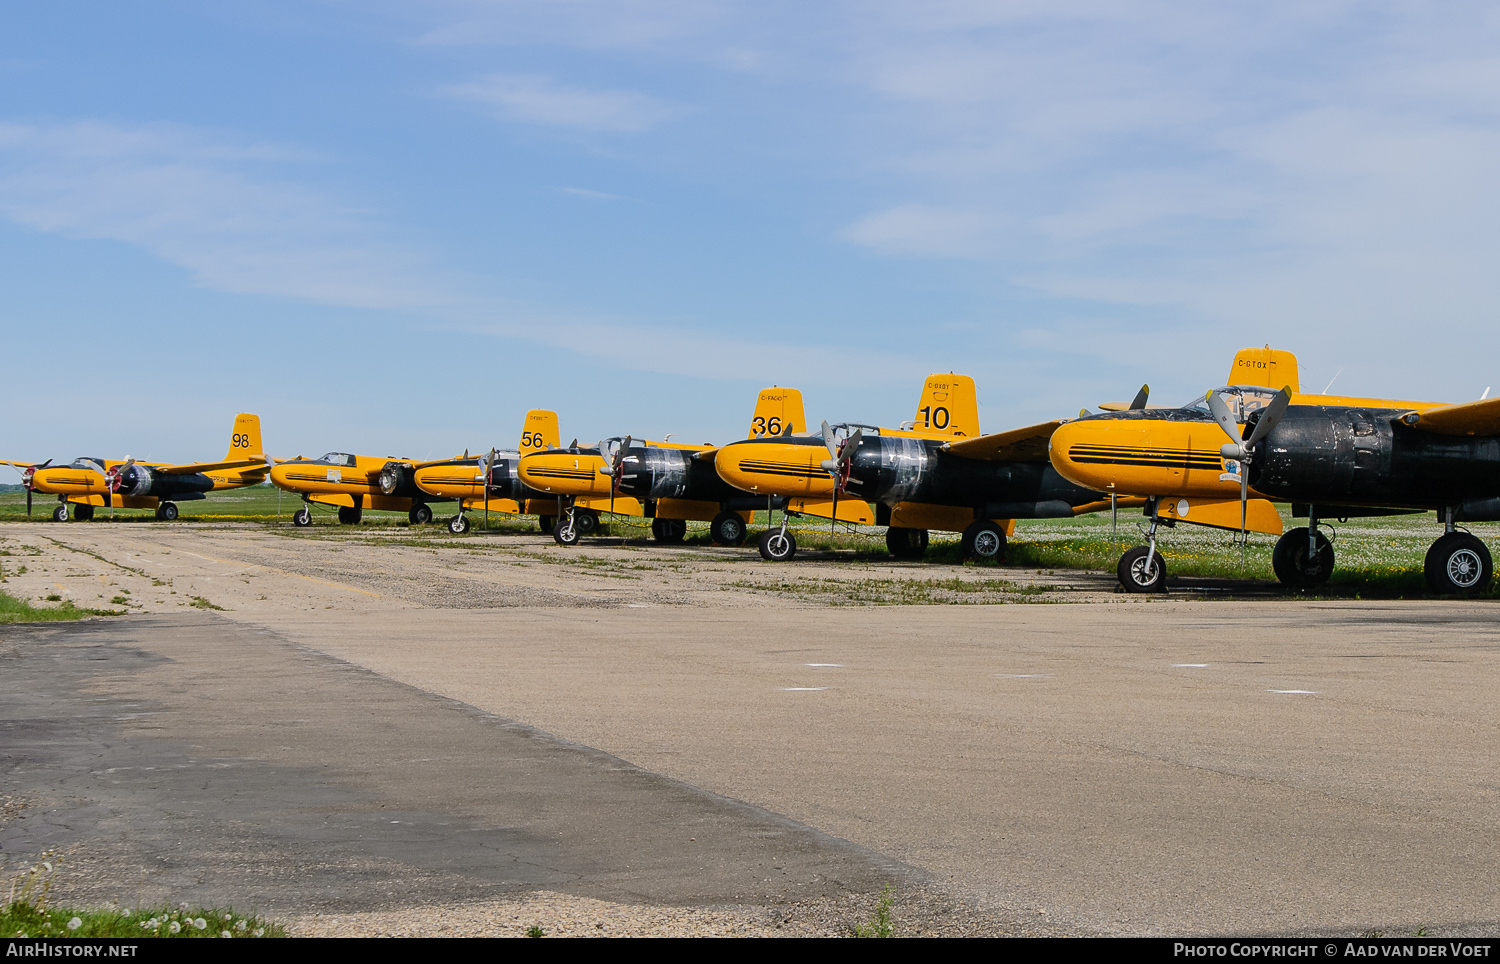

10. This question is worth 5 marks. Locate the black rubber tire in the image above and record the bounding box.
[651,518,687,544]
[575,510,600,536]
[1117,545,1166,592]
[409,504,433,525]
[157,502,179,522]
[960,520,1007,562]
[52,504,69,523]
[1272,527,1334,589]
[337,506,362,525]
[554,514,581,545]
[76,505,95,522]
[538,515,555,534]
[1424,532,1492,595]
[758,529,797,562]
[885,526,929,559]
[448,514,471,535]
[293,507,313,527]
[710,511,748,546]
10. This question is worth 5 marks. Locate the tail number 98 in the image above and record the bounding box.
[231,433,251,448]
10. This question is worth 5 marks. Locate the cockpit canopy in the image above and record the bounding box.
[1180,386,1284,423]
[316,452,357,467]
[70,457,106,471]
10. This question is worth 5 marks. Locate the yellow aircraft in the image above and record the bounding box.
[1050,346,1500,594]
[517,387,825,546]
[714,374,1123,561]
[2,414,270,522]
[377,410,562,534]
[269,411,560,527]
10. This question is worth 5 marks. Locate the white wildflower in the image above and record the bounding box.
[235,920,247,931]
[168,921,181,934]
[194,917,207,930]
[67,918,82,931]
[221,930,232,938]
[253,928,264,937]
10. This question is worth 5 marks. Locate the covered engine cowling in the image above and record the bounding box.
[118,465,214,498]
[613,447,691,500]
[843,437,931,503]
[1254,407,1500,506]
[380,461,419,497]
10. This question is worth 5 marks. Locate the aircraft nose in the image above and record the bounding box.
[1048,418,1118,491]
[715,441,829,498]
[517,452,606,496]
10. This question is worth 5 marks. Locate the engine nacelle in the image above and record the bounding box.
[380,462,418,497]
[1254,407,1500,506]
[614,447,692,500]
[118,465,214,498]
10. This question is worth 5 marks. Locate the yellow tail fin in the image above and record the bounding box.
[226,413,264,460]
[911,374,980,438]
[748,387,806,438]
[1228,347,1300,393]
[519,410,560,453]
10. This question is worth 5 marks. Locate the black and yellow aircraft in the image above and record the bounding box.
[2,414,270,521]
[713,375,1122,561]
[269,411,560,527]
[1050,346,1500,594]
[517,387,824,546]
[378,410,562,533]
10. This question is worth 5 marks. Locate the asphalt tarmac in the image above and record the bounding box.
[4,524,1500,936]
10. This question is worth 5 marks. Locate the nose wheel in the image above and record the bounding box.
[758,528,797,561]
[293,506,313,527]
[1117,545,1166,592]
[52,503,70,523]
[448,514,471,534]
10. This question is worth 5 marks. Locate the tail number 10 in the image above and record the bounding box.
[231,433,251,448]
[918,406,950,430]
[752,416,782,437]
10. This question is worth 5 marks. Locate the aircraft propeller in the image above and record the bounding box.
[819,420,862,535]
[479,448,496,531]
[597,436,632,517]
[1129,385,1150,410]
[104,457,136,513]
[1206,388,1291,539]
[21,460,50,517]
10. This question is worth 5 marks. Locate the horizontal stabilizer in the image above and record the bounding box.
[158,458,269,475]
[1158,497,1283,535]
[789,497,875,525]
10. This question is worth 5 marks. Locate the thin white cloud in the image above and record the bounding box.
[0,121,445,309]
[841,204,988,258]
[446,74,681,132]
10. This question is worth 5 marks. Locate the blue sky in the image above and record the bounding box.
[3,1,1499,463]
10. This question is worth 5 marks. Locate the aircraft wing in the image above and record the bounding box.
[940,420,1065,462]
[0,459,42,469]
[157,458,269,475]
[1400,396,1500,437]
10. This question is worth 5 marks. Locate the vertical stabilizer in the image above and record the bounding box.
[911,374,980,438]
[1228,347,1300,393]
[520,410,560,453]
[226,413,264,460]
[748,387,806,438]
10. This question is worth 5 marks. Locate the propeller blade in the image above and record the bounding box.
[26,486,32,516]
[1129,384,1149,410]
[1244,388,1292,448]
[1205,391,1242,446]
[820,420,838,460]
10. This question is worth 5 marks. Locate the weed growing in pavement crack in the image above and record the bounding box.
[852,886,895,938]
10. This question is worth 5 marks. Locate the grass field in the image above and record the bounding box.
[3,486,1497,597]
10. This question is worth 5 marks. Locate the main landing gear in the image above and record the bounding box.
[337,506,362,525]
[408,504,433,525]
[886,526,928,560]
[710,511,747,546]
[1424,508,1493,596]
[960,520,1006,562]
[154,502,179,522]
[651,518,686,544]
[1272,524,1334,590]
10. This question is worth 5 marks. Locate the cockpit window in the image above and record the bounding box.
[830,422,882,438]
[71,458,105,471]
[317,452,356,466]
[1180,387,1281,423]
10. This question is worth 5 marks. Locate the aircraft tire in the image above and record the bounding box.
[1424,532,1492,596]
[293,506,313,527]
[710,511,748,546]
[758,529,797,562]
[449,514,471,535]
[651,518,687,544]
[337,507,362,525]
[1117,546,1166,592]
[554,515,581,546]
[538,515,555,534]
[52,504,69,523]
[156,502,179,522]
[1271,527,1333,589]
[76,505,95,522]
[886,526,929,559]
[575,510,600,536]
[409,504,433,525]
[960,521,1007,562]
